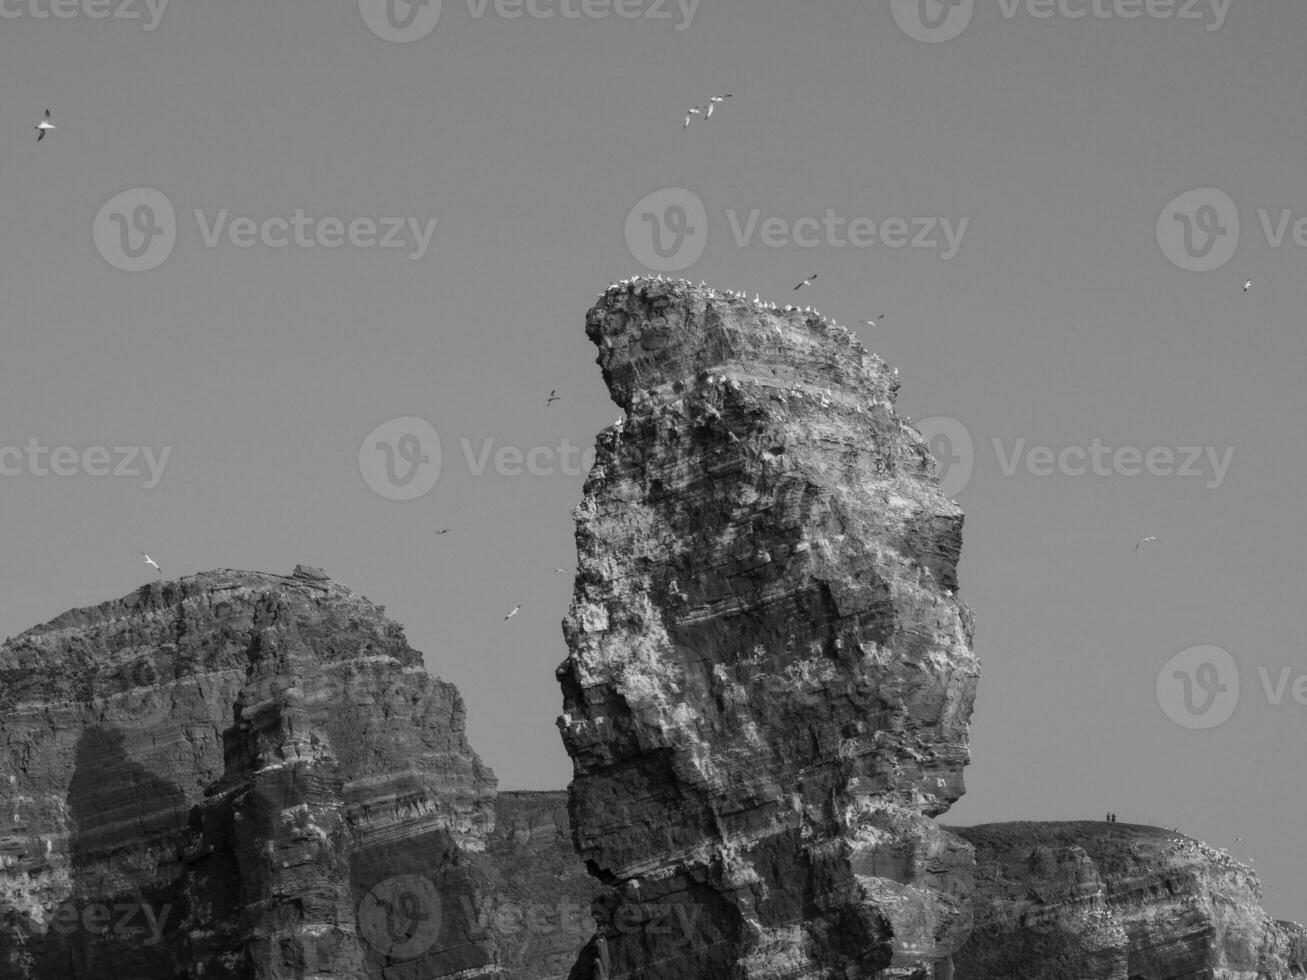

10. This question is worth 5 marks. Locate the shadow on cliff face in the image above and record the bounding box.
[41,725,192,980]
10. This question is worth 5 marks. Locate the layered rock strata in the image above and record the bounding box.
[951,821,1307,979]
[0,566,503,979]
[557,277,981,978]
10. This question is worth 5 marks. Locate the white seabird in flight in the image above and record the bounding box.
[1135,536,1159,552]
[860,314,888,327]
[35,109,55,142]
[684,106,705,129]
[139,551,162,574]
[793,274,818,291]
[705,93,732,118]
[504,603,521,620]
[1243,278,1253,292]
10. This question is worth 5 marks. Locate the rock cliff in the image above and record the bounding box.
[950,821,1307,980]
[4,277,1302,980]
[557,276,980,978]
[0,566,591,980]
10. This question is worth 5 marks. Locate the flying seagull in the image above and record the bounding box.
[860,314,888,327]
[1243,278,1253,292]
[684,106,705,129]
[436,528,451,535]
[793,274,818,291]
[504,604,521,620]
[35,109,55,142]
[546,389,560,407]
[705,93,732,118]
[553,567,567,574]
[139,551,162,574]
[1135,536,1159,551]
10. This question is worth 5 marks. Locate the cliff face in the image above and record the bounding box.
[951,822,1307,980]
[486,792,600,979]
[0,565,556,980]
[557,277,980,978]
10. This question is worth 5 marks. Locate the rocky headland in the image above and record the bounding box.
[1,277,1301,980]
[0,566,590,979]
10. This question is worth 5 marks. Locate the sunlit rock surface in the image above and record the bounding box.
[558,277,980,978]
[950,821,1307,980]
[0,566,555,979]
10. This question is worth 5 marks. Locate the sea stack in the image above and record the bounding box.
[558,277,980,977]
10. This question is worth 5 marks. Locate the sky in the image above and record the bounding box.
[2,0,1305,925]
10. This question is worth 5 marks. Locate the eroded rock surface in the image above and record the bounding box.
[951,821,1307,980]
[0,566,505,979]
[557,277,980,978]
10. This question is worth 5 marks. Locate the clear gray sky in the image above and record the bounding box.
[3,0,1304,925]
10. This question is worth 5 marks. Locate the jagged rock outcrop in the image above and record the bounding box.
[950,821,1307,980]
[0,566,573,980]
[557,277,981,978]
